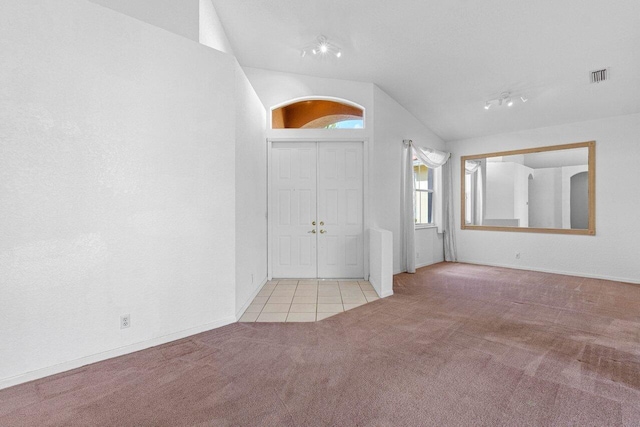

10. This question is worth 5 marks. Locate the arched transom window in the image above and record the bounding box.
[272,98,364,129]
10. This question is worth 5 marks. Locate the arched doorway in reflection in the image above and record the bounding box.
[570,171,588,229]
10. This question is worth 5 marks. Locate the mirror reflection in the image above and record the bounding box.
[462,142,595,235]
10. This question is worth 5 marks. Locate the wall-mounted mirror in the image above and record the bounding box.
[461,141,595,235]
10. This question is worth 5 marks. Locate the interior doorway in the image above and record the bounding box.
[270,141,364,279]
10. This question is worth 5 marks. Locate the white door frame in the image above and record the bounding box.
[267,137,369,280]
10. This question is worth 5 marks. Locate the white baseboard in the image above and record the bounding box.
[368,277,393,298]
[459,260,640,285]
[0,316,236,391]
[415,260,443,269]
[394,259,444,276]
[235,276,268,319]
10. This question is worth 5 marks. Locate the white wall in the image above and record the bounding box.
[373,86,446,273]
[485,162,517,219]
[529,168,562,228]
[448,113,640,283]
[484,162,532,226]
[88,0,200,41]
[513,163,532,227]
[234,64,268,315]
[369,229,393,297]
[0,0,244,388]
[199,0,235,54]
[415,227,446,269]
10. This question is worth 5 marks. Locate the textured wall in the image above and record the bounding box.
[234,64,268,315]
[88,0,200,41]
[0,0,237,384]
[199,0,235,54]
[448,113,640,283]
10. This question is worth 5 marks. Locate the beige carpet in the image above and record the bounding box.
[1,262,639,426]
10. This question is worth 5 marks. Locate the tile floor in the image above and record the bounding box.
[238,279,380,322]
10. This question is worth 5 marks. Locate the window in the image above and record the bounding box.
[271,99,364,129]
[414,162,434,225]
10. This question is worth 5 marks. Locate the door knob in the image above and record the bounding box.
[308,230,316,234]
[320,221,324,226]
[320,229,326,234]
[312,221,316,226]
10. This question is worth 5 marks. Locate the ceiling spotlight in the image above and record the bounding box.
[484,91,528,110]
[301,35,342,60]
[301,50,306,57]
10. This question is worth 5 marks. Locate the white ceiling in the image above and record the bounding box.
[211,0,640,141]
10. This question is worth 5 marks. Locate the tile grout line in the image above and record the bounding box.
[244,279,373,322]
[255,280,272,322]
[287,280,298,322]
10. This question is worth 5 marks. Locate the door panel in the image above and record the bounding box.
[317,142,364,278]
[272,142,317,278]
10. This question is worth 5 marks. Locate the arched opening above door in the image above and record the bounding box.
[271,98,364,129]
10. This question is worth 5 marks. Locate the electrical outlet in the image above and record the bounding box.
[515,252,521,259]
[416,252,420,259]
[120,314,130,329]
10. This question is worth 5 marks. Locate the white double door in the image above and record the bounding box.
[271,141,364,279]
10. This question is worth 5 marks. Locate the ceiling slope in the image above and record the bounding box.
[211,0,640,141]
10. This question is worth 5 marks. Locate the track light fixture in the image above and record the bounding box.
[301,35,342,59]
[484,91,528,110]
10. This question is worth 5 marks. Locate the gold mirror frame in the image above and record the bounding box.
[461,141,596,235]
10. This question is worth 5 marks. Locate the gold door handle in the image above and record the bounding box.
[312,221,316,226]
[320,221,324,226]
[308,230,316,234]
[320,229,326,234]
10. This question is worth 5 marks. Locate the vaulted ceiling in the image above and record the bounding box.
[211,0,640,141]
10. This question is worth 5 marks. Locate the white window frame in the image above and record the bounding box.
[413,161,436,229]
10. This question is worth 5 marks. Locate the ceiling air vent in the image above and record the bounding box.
[590,68,609,83]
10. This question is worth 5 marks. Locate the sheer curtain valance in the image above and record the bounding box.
[402,140,457,274]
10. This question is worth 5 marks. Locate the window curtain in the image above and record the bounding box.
[442,159,458,262]
[402,140,457,274]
